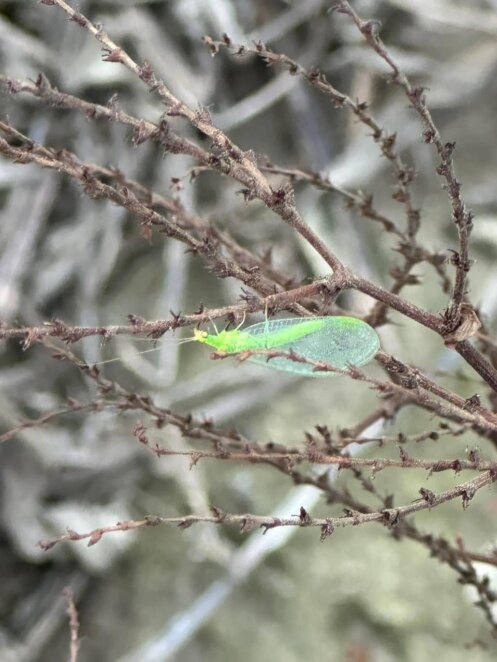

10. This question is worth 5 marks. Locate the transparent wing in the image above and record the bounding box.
[243,317,380,377]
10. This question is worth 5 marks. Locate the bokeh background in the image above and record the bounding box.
[1,0,497,660]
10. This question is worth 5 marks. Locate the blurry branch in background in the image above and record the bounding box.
[62,587,80,662]
[2,0,497,643]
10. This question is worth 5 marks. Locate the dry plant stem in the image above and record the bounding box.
[342,398,404,439]
[0,277,343,345]
[301,454,497,632]
[0,398,464,453]
[293,469,497,621]
[264,163,451,295]
[213,348,497,432]
[16,345,496,611]
[143,443,497,474]
[324,473,497,630]
[0,117,305,309]
[0,122,312,315]
[3,74,446,292]
[0,73,281,287]
[41,341,497,457]
[84,165,295,290]
[0,403,98,444]
[37,342,497,473]
[337,423,469,449]
[266,411,497,626]
[0,131,202,248]
[260,164,404,238]
[0,120,436,330]
[62,587,80,662]
[203,36,419,238]
[39,0,344,275]
[38,469,497,551]
[455,341,497,396]
[3,358,492,623]
[2,348,487,494]
[374,351,493,421]
[353,276,497,394]
[204,22,470,325]
[337,0,472,327]
[350,274,440,332]
[0,10,482,316]
[205,36,451,317]
[0,73,221,174]
[2,113,497,390]
[202,32,444,325]
[4,120,497,390]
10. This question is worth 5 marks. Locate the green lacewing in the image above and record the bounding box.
[193,316,380,377]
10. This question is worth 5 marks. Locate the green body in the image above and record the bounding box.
[195,316,380,377]
[202,318,328,353]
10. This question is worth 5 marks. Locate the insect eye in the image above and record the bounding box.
[201,331,208,339]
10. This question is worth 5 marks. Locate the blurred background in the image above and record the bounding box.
[1,0,497,660]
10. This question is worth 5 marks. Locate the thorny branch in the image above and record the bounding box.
[139,436,497,475]
[2,17,496,390]
[36,0,345,275]
[38,469,497,551]
[23,339,497,612]
[335,0,473,332]
[201,32,443,326]
[1,123,496,388]
[1,0,497,639]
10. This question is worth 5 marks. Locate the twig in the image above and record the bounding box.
[62,587,80,662]
[38,0,345,274]
[139,439,497,475]
[3,89,497,390]
[336,0,473,330]
[0,402,97,444]
[38,469,497,550]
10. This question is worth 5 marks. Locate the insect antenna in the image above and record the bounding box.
[89,330,198,366]
[90,345,163,366]
[177,335,197,345]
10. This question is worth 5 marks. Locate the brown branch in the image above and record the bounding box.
[203,35,420,236]
[37,1,345,274]
[341,469,497,629]
[62,587,80,662]
[140,437,497,475]
[0,402,97,444]
[0,276,347,346]
[3,82,497,391]
[260,163,404,238]
[38,470,497,551]
[352,274,497,393]
[13,343,489,497]
[0,74,296,290]
[7,332,493,464]
[336,0,473,330]
[212,347,497,433]
[334,422,469,450]
[202,37,453,324]
[261,163,452,300]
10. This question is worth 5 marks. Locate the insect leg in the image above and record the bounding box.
[235,312,246,330]
[208,317,220,335]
